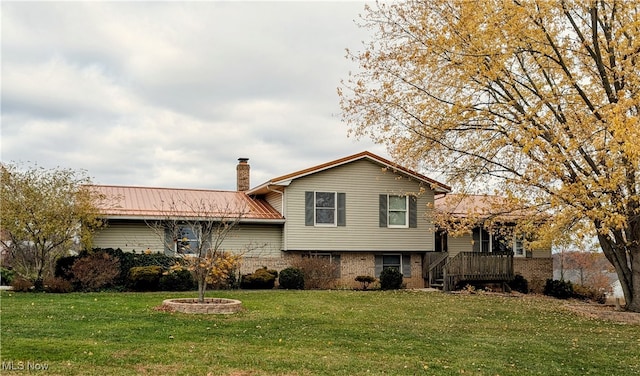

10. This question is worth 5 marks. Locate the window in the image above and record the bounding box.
[315,192,336,225]
[375,254,411,277]
[514,235,525,257]
[305,192,346,227]
[388,196,408,227]
[175,226,199,255]
[379,194,417,228]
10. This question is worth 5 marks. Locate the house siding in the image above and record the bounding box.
[264,191,284,215]
[93,221,283,257]
[283,159,435,252]
[93,221,165,253]
[447,233,473,258]
[220,224,283,257]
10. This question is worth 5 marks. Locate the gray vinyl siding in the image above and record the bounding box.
[264,191,284,215]
[284,159,435,252]
[219,224,283,257]
[93,222,165,253]
[447,233,473,258]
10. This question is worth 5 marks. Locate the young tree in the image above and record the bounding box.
[339,1,640,311]
[147,197,247,303]
[0,163,105,289]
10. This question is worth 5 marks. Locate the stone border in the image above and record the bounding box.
[162,298,243,314]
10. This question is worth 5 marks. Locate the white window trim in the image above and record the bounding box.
[513,235,525,257]
[387,195,409,228]
[314,191,337,227]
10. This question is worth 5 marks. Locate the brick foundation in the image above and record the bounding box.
[513,258,553,293]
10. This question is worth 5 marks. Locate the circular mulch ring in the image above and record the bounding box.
[161,298,243,314]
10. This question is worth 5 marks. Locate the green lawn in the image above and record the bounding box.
[1,290,638,376]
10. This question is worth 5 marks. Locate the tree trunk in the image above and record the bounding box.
[197,277,206,304]
[598,233,639,312]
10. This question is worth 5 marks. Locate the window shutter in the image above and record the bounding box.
[164,226,174,255]
[337,193,346,226]
[305,191,314,226]
[409,196,417,228]
[402,254,411,277]
[379,195,387,227]
[374,255,383,277]
[332,254,341,278]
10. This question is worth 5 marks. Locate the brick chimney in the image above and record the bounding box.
[237,158,250,191]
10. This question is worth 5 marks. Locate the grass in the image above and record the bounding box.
[1,290,639,376]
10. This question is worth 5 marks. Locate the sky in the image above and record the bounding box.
[1,1,389,191]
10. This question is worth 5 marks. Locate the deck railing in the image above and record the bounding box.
[423,252,448,288]
[442,252,513,291]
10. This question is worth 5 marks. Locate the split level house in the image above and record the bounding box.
[91,151,552,290]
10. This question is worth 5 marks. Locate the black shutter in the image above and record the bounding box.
[337,193,346,226]
[409,196,418,228]
[305,191,314,226]
[402,254,411,277]
[379,195,387,227]
[164,226,174,255]
[374,255,383,277]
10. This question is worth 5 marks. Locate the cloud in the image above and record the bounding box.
[1,1,387,190]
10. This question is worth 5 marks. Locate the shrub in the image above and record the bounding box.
[355,275,376,290]
[509,274,529,294]
[159,269,196,291]
[71,252,120,291]
[572,284,606,304]
[101,248,177,287]
[11,276,34,292]
[55,254,81,280]
[1,267,15,286]
[279,267,305,290]
[291,255,339,289]
[44,277,73,293]
[240,267,277,289]
[128,266,163,291]
[543,279,573,299]
[379,268,404,290]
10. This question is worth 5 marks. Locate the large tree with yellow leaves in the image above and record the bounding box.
[339,1,640,310]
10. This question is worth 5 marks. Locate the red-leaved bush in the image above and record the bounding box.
[71,252,120,291]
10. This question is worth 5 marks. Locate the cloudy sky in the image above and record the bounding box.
[1,1,389,191]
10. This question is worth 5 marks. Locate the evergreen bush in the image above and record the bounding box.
[543,279,573,299]
[279,267,305,290]
[241,268,277,289]
[128,266,163,291]
[509,274,529,294]
[159,269,196,291]
[379,268,404,290]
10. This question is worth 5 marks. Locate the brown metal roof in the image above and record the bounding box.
[90,185,284,221]
[434,194,531,220]
[249,151,451,195]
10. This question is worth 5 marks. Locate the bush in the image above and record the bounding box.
[291,255,339,289]
[1,267,15,286]
[55,254,81,280]
[102,248,177,287]
[128,266,163,291]
[241,268,277,289]
[509,274,529,294]
[279,267,305,290]
[544,279,573,299]
[44,277,74,293]
[11,276,34,292]
[572,284,607,304]
[355,275,376,290]
[159,269,196,291]
[379,268,404,290]
[71,252,120,291]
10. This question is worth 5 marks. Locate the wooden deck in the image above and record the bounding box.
[424,251,514,291]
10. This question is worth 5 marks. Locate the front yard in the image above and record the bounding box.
[1,290,638,375]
